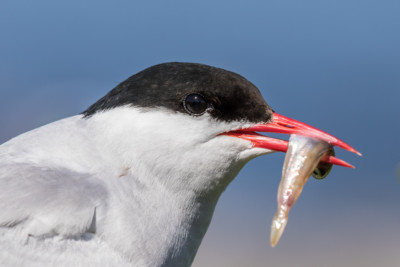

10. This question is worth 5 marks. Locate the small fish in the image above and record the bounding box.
[270,134,333,247]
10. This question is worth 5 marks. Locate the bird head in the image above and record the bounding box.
[82,62,358,197]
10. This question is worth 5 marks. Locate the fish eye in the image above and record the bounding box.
[183,93,208,115]
[312,147,335,180]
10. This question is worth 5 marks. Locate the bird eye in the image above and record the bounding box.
[183,93,208,115]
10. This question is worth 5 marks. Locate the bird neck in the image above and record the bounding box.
[101,173,223,267]
[81,108,253,266]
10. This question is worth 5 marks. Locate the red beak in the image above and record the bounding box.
[224,113,361,168]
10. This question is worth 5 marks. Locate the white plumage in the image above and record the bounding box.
[0,107,273,266]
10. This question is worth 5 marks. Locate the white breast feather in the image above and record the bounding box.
[0,107,272,266]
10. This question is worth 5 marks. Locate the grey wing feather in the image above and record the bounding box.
[0,163,107,239]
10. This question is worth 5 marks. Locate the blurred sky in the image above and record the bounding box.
[1,1,399,266]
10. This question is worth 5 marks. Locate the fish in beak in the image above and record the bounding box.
[270,134,333,247]
[224,112,361,247]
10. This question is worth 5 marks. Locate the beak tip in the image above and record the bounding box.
[342,144,362,156]
[351,149,362,157]
[339,143,362,156]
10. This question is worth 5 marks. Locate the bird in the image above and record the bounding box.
[0,62,358,266]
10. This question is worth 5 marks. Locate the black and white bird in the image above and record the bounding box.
[0,63,358,266]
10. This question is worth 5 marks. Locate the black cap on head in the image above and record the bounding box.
[83,62,273,123]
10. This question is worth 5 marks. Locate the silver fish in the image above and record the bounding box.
[270,134,332,247]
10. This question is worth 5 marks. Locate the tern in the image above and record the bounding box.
[0,62,358,266]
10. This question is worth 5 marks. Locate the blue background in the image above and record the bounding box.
[1,1,399,266]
